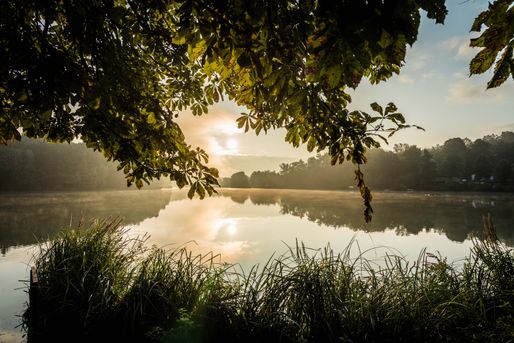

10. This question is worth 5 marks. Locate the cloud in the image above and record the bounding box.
[172,102,312,175]
[440,36,480,60]
[452,71,466,79]
[398,74,415,84]
[403,48,431,72]
[420,72,442,80]
[446,78,512,104]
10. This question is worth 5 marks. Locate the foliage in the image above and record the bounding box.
[25,219,141,341]
[25,220,514,342]
[469,0,514,88]
[3,131,514,194]
[0,0,454,221]
[229,171,250,189]
[0,0,219,196]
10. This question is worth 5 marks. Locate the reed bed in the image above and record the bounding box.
[24,219,514,342]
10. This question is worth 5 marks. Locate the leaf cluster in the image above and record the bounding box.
[0,0,218,197]
[469,0,514,88]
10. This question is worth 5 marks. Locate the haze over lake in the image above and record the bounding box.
[2,188,514,341]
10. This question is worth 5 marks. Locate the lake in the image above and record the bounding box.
[1,188,514,342]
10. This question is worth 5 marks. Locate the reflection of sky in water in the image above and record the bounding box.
[0,247,33,342]
[133,194,475,270]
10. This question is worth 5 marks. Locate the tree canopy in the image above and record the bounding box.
[1,0,512,221]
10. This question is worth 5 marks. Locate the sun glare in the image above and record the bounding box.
[212,218,238,237]
[226,222,237,236]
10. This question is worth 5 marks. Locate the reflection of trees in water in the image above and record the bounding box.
[222,189,514,245]
[0,190,172,254]
[3,188,514,255]
[248,192,280,206]
[229,193,249,204]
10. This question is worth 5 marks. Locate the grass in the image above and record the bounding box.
[24,219,514,342]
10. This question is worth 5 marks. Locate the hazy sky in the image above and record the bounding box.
[177,1,514,176]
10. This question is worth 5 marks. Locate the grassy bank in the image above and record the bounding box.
[24,219,514,342]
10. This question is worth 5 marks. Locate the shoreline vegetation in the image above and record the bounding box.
[24,219,514,342]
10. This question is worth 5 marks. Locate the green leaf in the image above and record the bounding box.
[487,45,513,89]
[196,183,206,199]
[307,34,327,49]
[384,103,398,115]
[88,97,101,110]
[16,90,28,102]
[147,113,157,124]
[370,102,383,116]
[176,174,187,188]
[172,35,187,45]
[470,10,490,32]
[307,136,317,152]
[188,40,206,60]
[378,30,393,49]
[326,65,342,89]
[389,112,405,124]
[263,69,281,87]
[212,89,219,103]
[187,182,197,199]
[470,48,497,75]
[41,109,53,120]
[236,115,245,128]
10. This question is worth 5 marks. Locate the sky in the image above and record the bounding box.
[176,1,514,176]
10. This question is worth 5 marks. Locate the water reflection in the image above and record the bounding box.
[130,189,491,271]
[0,189,514,255]
[1,188,513,256]
[134,196,255,264]
[0,190,172,255]
[220,189,514,245]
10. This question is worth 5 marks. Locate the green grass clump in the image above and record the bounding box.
[25,219,142,340]
[24,220,514,342]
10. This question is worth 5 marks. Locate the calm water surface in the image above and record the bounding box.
[1,188,514,341]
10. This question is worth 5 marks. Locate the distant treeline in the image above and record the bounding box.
[222,131,514,192]
[0,138,170,191]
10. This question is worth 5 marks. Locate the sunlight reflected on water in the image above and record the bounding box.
[131,191,477,269]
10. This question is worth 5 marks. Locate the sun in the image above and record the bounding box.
[226,138,238,151]
[209,137,240,155]
[206,118,243,155]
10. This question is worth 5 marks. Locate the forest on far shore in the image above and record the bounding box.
[0,138,170,191]
[222,131,514,192]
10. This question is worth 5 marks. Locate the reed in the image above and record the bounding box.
[24,219,514,342]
